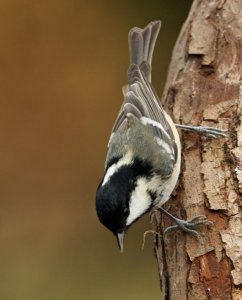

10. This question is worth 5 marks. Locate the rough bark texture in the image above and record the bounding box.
[152,1,242,299]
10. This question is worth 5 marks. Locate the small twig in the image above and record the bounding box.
[142,230,160,250]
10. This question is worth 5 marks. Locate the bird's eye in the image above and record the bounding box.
[123,207,129,215]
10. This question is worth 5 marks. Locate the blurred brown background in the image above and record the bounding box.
[0,1,192,299]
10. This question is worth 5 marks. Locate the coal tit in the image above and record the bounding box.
[96,21,225,251]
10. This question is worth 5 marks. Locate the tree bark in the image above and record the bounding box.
[152,1,242,299]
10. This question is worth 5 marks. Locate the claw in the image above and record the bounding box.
[195,126,227,138]
[188,215,213,226]
[188,215,207,222]
[164,223,200,237]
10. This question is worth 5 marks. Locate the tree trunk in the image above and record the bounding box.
[152,1,242,299]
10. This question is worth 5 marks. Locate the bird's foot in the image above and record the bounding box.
[175,124,227,138]
[157,207,213,238]
[164,215,213,237]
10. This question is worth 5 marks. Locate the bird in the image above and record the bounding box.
[96,21,226,252]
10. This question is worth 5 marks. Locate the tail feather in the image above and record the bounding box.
[128,20,161,82]
[146,21,161,66]
[128,28,144,65]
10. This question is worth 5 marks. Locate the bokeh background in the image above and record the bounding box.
[0,1,192,299]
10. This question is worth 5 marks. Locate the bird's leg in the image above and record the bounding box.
[175,124,227,138]
[158,207,213,237]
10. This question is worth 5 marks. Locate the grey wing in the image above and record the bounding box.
[107,20,178,167]
[110,65,178,164]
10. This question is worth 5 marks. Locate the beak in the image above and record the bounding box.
[116,232,125,253]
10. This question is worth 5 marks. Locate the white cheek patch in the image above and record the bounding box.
[102,151,133,186]
[126,177,151,226]
[126,175,163,226]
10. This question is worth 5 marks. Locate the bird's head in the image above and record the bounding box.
[96,155,155,252]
